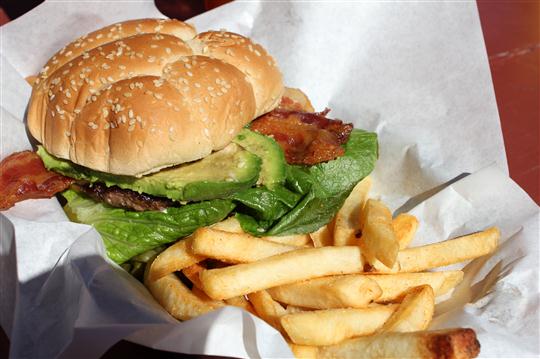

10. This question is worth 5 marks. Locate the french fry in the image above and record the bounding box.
[359,199,399,267]
[248,290,288,333]
[211,217,310,246]
[334,176,372,246]
[372,227,500,273]
[381,285,434,332]
[316,328,481,359]
[211,216,243,233]
[144,273,223,321]
[267,275,381,309]
[281,305,398,346]
[289,343,318,359]
[147,237,204,282]
[285,305,309,314]
[200,246,364,300]
[310,222,334,247]
[182,263,205,290]
[263,234,312,247]
[393,213,419,249]
[364,271,464,302]
[191,227,299,263]
[225,295,256,315]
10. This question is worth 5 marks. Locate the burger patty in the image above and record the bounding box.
[73,183,174,212]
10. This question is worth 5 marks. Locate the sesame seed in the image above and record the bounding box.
[128,109,134,118]
[154,93,163,100]
[129,118,136,126]
[62,99,68,105]
[148,56,156,63]
[107,76,114,82]
[194,83,201,88]
[165,47,171,54]
[102,108,109,117]
[65,51,73,57]
[74,109,81,114]
[129,83,135,90]
[65,90,71,98]
[128,125,135,132]
[186,71,193,77]
[207,86,214,91]
[213,68,220,73]
[96,34,103,39]
[150,44,158,49]
[124,92,132,97]
[254,50,261,56]
[119,65,126,70]
[65,131,71,137]
[104,123,110,129]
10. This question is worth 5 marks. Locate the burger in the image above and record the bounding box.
[0,18,378,273]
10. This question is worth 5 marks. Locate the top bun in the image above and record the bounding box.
[28,18,284,177]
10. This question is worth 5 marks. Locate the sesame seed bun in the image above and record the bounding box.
[27,18,283,177]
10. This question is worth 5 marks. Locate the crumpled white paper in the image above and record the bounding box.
[0,1,538,358]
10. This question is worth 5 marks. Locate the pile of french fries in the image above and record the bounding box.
[144,176,499,358]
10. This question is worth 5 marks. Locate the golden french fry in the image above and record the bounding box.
[393,213,419,249]
[147,237,204,282]
[381,285,434,332]
[211,216,243,233]
[263,234,312,246]
[359,199,399,267]
[310,222,334,247]
[200,246,364,300]
[289,343,318,359]
[334,176,372,246]
[225,295,256,315]
[182,263,205,290]
[191,227,299,263]
[364,271,464,302]
[248,290,288,333]
[267,275,381,309]
[285,305,309,314]
[144,273,223,321]
[281,305,398,346]
[316,328,481,359]
[372,227,500,273]
[211,217,311,246]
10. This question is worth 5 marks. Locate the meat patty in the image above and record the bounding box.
[73,183,174,211]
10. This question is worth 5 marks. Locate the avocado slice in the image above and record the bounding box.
[38,143,261,202]
[233,128,286,189]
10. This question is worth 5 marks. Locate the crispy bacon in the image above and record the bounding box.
[0,151,74,210]
[250,101,353,165]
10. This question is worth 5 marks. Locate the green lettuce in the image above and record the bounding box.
[238,129,378,235]
[63,190,235,263]
[60,129,377,263]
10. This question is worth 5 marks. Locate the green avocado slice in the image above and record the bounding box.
[38,143,261,202]
[233,128,287,189]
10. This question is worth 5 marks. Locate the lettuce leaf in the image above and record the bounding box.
[62,190,235,263]
[238,129,378,235]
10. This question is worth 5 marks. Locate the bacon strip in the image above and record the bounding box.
[0,151,74,210]
[250,100,353,165]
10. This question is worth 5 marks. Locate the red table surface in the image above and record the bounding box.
[0,1,538,358]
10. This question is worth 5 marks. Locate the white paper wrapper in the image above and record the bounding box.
[1,1,538,358]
